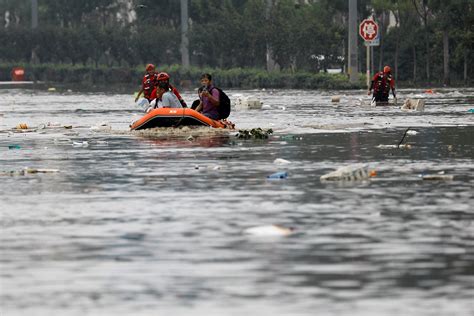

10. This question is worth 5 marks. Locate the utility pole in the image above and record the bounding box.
[348,0,358,83]
[31,0,38,29]
[180,0,190,67]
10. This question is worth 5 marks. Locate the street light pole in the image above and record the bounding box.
[180,0,190,67]
[348,0,358,83]
[31,0,38,29]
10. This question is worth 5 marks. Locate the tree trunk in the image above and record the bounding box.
[424,28,430,82]
[464,50,468,85]
[413,46,417,84]
[395,29,400,82]
[443,30,449,85]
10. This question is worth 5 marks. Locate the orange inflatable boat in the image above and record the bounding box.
[130,108,227,130]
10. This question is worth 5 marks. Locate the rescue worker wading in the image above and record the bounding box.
[135,64,158,103]
[368,66,396,104]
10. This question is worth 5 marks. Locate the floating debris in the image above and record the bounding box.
[1,168,60,176]
[273,158,291,165]
[401,99,425,111]
[16,123,28,129]
[320,165,376,182]
[331,96,341,103]
[235,128,273,139]
[279,134,303,141]
[377,144,411,149]
[420,171,454,181]
[8,144,21,150]
[244,225,294,237]
[72,141,89,147]
[90,122,112,131]
[267,171,288,179]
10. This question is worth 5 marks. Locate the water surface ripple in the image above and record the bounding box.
[1,88,473,316]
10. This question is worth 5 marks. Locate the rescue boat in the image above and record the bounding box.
[130,107,227,130]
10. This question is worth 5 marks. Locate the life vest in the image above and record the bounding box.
[374,72,392,96]
[142,73,158,98]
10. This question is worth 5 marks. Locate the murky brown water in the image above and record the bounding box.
[1,88,473,315]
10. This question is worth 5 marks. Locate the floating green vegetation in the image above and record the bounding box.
[235,128,273,139]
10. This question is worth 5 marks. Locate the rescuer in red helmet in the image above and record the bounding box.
[155,72,187,108]
[135,63,158,102]
[368,65,396,104]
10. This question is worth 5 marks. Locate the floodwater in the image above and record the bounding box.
[1,87,473,316]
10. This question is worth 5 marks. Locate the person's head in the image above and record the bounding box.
[157,81,170,95]
[200,73,212,88]
[146,63,155,74]
[383,65,391,74]
[157,72,170,83]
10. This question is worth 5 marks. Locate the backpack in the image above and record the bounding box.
[210,87,231,119]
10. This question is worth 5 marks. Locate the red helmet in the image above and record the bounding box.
[383,66,391,73]
[146,63,155,71]
[157,72,170,81]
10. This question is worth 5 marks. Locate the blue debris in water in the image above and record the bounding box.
[468,109,474,113]
[8,144,21,150]
[267,171,288,179]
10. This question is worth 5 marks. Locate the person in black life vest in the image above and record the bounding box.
[368,65,396,103]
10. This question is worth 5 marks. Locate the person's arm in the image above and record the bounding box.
[203,88,220,106]
[195,100,203,112]
[368,75,376,95]
[391,79,396,98]
[135,88,144,102]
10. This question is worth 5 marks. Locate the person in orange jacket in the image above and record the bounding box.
[368,65,396,103]
[135,64,158,102]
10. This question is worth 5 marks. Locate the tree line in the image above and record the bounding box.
[0,0,472,85]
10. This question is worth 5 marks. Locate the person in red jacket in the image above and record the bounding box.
[368,65,396,103]
[156,72,187,108]
[135,64,158,102]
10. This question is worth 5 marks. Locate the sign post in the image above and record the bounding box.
[359,19,379,88]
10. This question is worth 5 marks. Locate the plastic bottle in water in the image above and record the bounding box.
[267,171,288,180]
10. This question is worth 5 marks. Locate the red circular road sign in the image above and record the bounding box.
[359,19,378,41]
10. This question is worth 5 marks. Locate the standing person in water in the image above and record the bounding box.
[368,65,396,103]
[135,64,158,103]
[195,73,220,120]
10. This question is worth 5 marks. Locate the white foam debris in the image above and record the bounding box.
[243,225,294,237]
[273,158,291,165]
[72,141,89,147]
[90,122,112,131]
[377,144,412,149]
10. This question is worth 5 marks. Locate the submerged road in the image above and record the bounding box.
[1,88,473,316]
